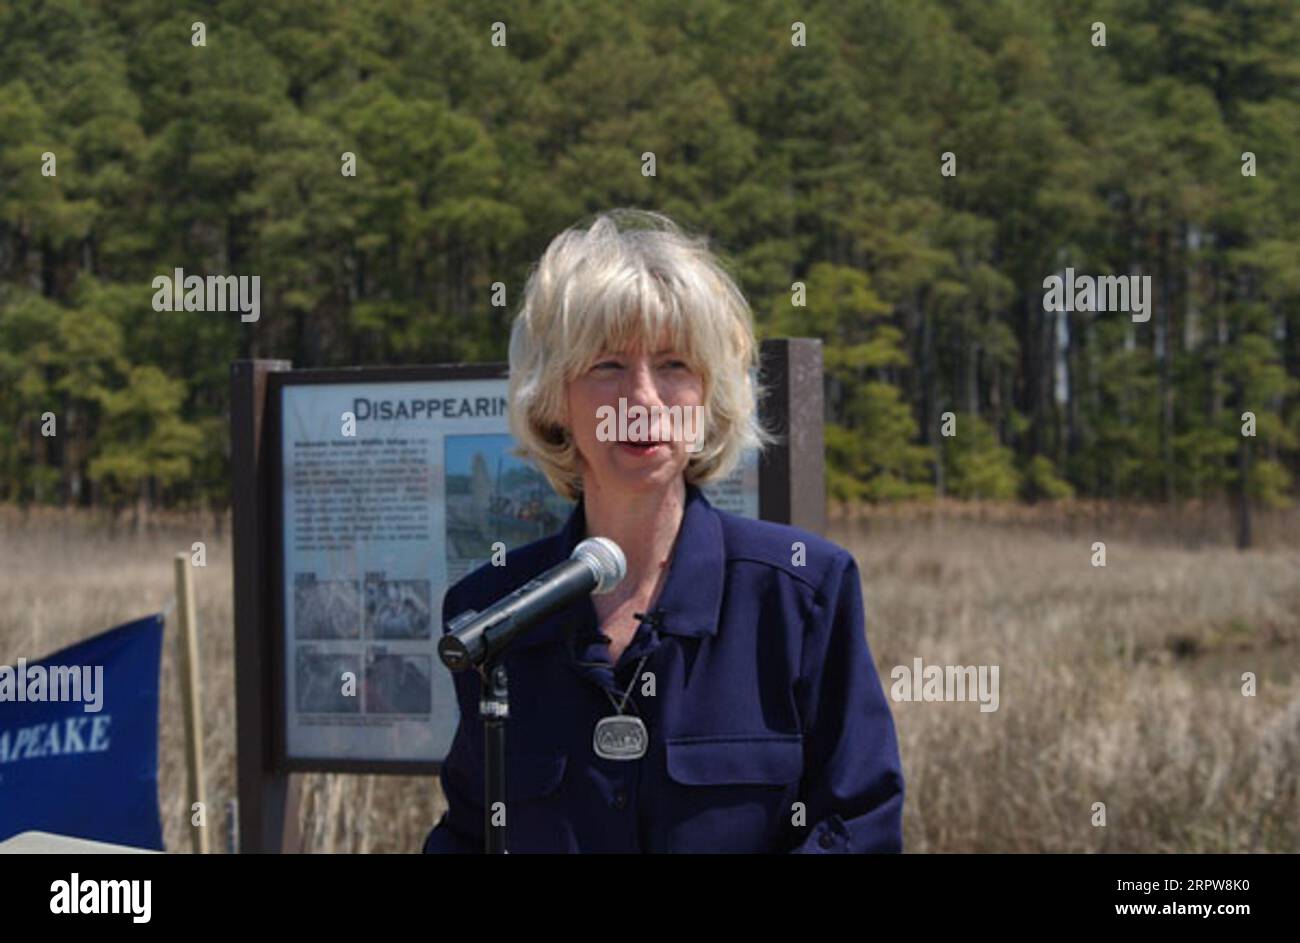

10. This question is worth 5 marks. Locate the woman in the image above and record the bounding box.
[423,209,903,853]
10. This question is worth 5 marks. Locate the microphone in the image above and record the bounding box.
[438,537,626,672]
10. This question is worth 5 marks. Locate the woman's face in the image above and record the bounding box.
[564,331,705,498]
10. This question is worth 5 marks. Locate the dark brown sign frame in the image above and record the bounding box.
[230,338,823,851]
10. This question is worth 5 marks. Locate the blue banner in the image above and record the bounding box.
[0,614,165,850]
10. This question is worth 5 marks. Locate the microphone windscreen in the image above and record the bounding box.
[572,537,626,594]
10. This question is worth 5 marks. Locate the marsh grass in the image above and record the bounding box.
[2,499,1295,852]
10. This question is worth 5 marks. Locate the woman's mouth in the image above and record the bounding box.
[616,440,666,457]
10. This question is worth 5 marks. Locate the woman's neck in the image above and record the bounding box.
[580,477,686,599]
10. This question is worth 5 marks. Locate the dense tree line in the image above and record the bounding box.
[2,0,1297,523]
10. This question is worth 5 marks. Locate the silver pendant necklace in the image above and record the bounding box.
[593,651,650,760]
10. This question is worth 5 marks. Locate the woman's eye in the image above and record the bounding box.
[662,360,689,370]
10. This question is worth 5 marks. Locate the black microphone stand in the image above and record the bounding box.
[480,658,509,854]
[440,537,627,854]
[473,606,663,853]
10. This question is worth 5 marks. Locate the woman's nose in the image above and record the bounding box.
[620,358,663,406]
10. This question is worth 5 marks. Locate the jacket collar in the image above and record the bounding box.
[637,482,725,639]
[509,482,725,652]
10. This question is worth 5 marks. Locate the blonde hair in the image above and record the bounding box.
[508,208,771,501]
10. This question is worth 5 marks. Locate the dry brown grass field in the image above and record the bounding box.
[1,500,1296,853]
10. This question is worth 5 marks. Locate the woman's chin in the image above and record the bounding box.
[598,455,683,492]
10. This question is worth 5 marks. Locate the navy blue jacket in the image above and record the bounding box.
[422,483,904,853]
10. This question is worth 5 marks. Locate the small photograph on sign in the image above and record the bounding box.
[363,575,432,639]
[295,649,361,714]
[445,434,572,581]
[293,574,362,639]
[364,648,434,716]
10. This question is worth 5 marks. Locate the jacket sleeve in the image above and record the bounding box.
[787,550,904,853]
[422,585,485,854]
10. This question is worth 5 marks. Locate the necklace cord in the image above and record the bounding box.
[605,653,650,714]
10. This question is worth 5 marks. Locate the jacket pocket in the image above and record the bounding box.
[665,734,803,786]
[662,735,803,852]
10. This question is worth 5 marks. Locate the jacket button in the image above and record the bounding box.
[613,791,628,810]
[818,832,835,849]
